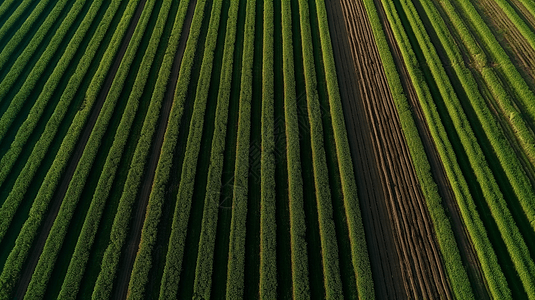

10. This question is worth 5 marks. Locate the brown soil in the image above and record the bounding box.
[476,0,535,86]
[113,0,197,299]
[12,0,148,298]
[325,0,454,298]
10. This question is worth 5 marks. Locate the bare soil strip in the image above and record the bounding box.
[111,0,198,299]
[12,0,148,297]
[325,0,454,298]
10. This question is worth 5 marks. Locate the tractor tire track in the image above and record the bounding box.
[326,0,453,298]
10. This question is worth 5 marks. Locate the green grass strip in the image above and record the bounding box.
[0,0,38,43]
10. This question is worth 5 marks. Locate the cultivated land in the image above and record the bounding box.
[0,0,534,299]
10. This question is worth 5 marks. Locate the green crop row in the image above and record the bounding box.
[22,0,160,298]
[314,0,374,298]
[0,0,38,44]
[0,0,91,143]
[516,0,535,20]
[362,0,474,298]
[0,0,125,244]
[0,0,141,297]
[89,3,203,300]
[378,0,512,298]
[0,0,104,189]
[0,0,21,21]
[492,0,535,57]
[435,0,535,168]
[453,0,535,123]
[259,0,277,298]
[425,0,535,235]
[0,0,91,242]
[59,0,190,298]
[192,0,239,298]
[281,0,309,297]
[92,0,204,297]
[398,0,535,297]
[128,1,221,300]
[225,0,255,298]
[0,0,68,100]
[297,0,343,298]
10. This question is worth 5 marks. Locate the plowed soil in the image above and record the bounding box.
[325,0,453,298]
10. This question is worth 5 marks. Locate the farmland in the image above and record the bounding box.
[0,0,534,298]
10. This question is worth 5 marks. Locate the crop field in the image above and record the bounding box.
[0,0,534,298]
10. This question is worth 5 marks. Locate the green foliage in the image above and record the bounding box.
[314,0,375,298]
[281,0,309,297]
[0,0,143,296]
[296,0,343,298]
[0,0,69,101]
[127,1,223,299]
[259,0,277,298]
[191,0,240,299]
[362,0,473,298]
[89,1,195,299]
[224,0,255,298]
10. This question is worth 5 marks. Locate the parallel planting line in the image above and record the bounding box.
[0,0,144,297]
[225,0,254,297]
[192,0,239,298]
[90,0,197,299]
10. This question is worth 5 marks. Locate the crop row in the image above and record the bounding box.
[377,0,512,298]
[0,0,22,22]
[0,0,70,100]
[89,1,201,299]
[0,0,142,297]
[225,0,255,298]
[0,0,103,193]
[491,0,535,59]
[0,0,38,46]
[281,0,309,297]
[191,0,240,299]
[361,0,474,298]
[25,0,175,299]
[128,1,223,299]
[453,0,535,123]
[400,0,535,294]
[17,0,158,297]
[0,0,52,75]
[314,0,375,297]
[259,0,277,298]
[297,0,343,297]
[0,0,91,242]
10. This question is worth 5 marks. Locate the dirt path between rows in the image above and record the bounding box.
[13,0,148,297]
[325,0,454,298]
[375,0,491,298]
[112,0,197,299]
